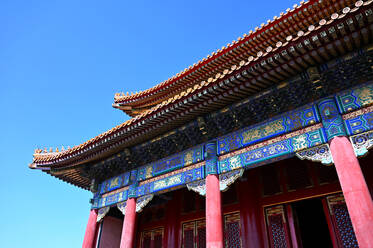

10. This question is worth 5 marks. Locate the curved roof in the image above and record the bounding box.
[30,0,370,188]
[113,0,345,116]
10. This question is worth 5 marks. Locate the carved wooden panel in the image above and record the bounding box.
[224,212,241,248]
[265,205,291,248]
[326,194,358,248]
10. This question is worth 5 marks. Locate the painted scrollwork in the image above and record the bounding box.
[136,194,154,213]
[295,144,333,165]
[96,206,110,222]
[350,130,373,157]
[187,179,206,196]
[219,169,244,192]
[117,201,127,216]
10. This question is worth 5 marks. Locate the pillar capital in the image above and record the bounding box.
[317,98,346,141]
[128,183,137,199]
[205,141,218,175]
[296,144,333,165]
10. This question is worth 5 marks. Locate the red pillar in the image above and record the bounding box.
[120,198,136,248]
[329,136,373,248]
[206,174,224,248]
[82,209,98,248]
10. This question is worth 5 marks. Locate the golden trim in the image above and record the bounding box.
[262,190,342,208]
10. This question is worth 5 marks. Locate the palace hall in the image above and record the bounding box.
[30,0,373,247]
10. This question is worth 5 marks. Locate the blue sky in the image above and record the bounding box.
[1,0,297,247]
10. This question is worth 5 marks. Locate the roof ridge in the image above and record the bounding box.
[113,0,311,105]
[31,0,366,166]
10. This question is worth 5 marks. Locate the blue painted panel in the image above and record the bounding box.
[336,82,373,113]
[217,104,319,155]
[218,129,325,173]
[345,111,373,135]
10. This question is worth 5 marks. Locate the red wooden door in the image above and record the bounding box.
[141,228,164,248]
[182,219,206,248]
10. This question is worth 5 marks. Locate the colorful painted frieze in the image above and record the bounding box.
[136,163,204,197]
[99,171,131,195]
[336,82,373,114]
[317,98,346,140]
[217,104,320,155]
[92,189,128,209]
[137,145,204,181]
[343,105,373,135]
[218,128,326,173]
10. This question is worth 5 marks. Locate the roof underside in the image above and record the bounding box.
[30,0,373,189]
[113,0,354,117]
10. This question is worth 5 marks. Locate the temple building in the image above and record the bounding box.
[30,0,373,247]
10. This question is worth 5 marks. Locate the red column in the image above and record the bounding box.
[82,209,98,248]
[120,198,137,248]
[206,174,224,248]
[329,136,373,248]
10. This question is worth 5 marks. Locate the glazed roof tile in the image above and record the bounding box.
[113,0,347,116]
[30,0,372,188]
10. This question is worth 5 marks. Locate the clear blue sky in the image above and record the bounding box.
[1,0,297,247]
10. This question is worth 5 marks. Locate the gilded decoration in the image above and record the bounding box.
[296,144,333,165]
[117,201,127,216]
[97,207,110,222]
[136,145,203,181]
[183,151,194,166]
[344,106,373,135]
[291,134,308,152]
[219,169,244,192]
[153,175,183,191]
[136,194,153,213]
[318,98,346,140]
[110,177,119,188]
[146,166,153,178]
[218,128,325,173]
[217,104,319,155]
[336,82,373,113]
[355,86,373,106]
[187,179,206,196]
[242,119,284,144]
[350,130,373,157]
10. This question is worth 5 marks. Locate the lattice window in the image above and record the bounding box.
[197,220,206,248]
[326,194,358,248]
[140,228,164,248]
[224,212,241,248]
[183,222,196,248]
[182,219,206,248]
[265,205,291,248]
[182,213,241,248]
[141,231,152,248]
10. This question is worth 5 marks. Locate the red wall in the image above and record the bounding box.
[99,216,123,248]
[134,154,373,247]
